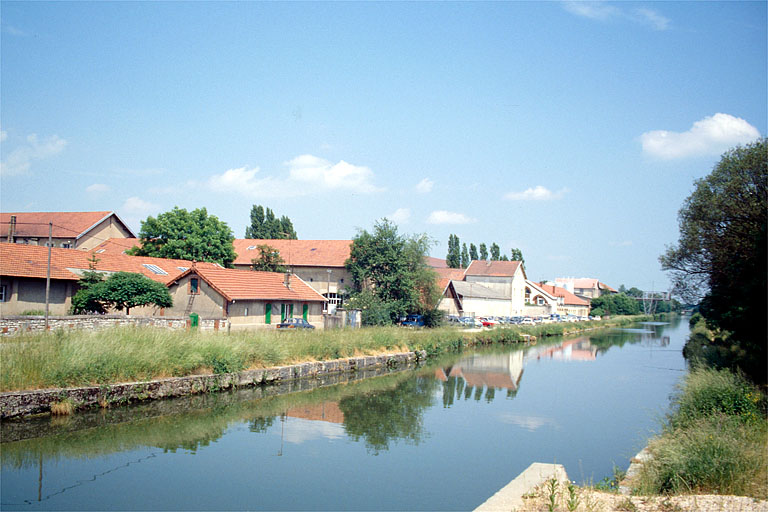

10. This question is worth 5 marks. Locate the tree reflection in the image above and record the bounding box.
[338,377,438,454]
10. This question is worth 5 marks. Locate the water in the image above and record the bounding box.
[1,319,688,510]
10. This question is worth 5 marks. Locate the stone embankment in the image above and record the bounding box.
[0,351,425,419]
[0,315,225,335]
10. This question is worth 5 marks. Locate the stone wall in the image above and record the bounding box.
[0,351,426,419]
[0,315,226,336]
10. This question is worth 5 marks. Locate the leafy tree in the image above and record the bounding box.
[460,243,469,268]
[479,243,488,261]
[469,243,479,261]
[73,272,173,315]
[346,219,440,324]
[510,248,524,266]
[618,284,627,294]
[626,287,643,298]
[490,243,500,261]
[446,234,461,268]
[71,254,107,314]
[245,205,297,239]
[130,207,237,267]
[589,293,641,316]
[250,244,287,272]
[660,138,767,383]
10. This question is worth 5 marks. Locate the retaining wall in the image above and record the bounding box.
[0,351,425,419]
[0,315,225,335]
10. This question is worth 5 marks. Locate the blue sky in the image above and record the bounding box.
[2,1,765,292]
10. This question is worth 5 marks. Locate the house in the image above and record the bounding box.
[437,260,528,317]
[0,243,213,316]
[232,239,352,310]
[536,283,591,317]
[165,265,327,330]
[1,211,135,251]
[523,280,559,315]
[554,278,617,300]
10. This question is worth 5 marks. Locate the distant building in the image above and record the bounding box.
[437,260,527,317]
[554,278,617,300]
[1,211,135,251]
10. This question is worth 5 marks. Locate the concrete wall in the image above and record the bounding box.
[228,300,324,330]
[0,277,74,316]
[77,216,135,250]
[165,274,226,317]
[0,315,225,336]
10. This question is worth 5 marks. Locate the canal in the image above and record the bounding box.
[1,318,688,510]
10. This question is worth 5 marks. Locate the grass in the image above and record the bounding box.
[0,315,652,392]
[632,367,768,499]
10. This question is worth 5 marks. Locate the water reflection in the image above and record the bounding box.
[2,321,684,510]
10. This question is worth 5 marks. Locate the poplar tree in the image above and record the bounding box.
[479,243,488,261]
[469,243,479,261]
[460,243,469,268]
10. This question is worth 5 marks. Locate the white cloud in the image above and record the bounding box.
[0,133,67,176]
[426,210,476,225]
[415,178,434,194]
[121,196,159,216]
[504,186,567,201]
[207,155,382,198]
[287,155,381,193]
[86,183,110,193]
[633,8,670,31]
[499,413,557,432]
[641,113,760,160]
[564,2,670,31]
[562,1,620,21]
[388,208,411,224]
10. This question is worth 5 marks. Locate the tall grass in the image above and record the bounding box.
[633,368,768,498]
[0,315,652,392]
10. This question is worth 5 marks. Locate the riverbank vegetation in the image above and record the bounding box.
[632,367,767,498]
[0,315,651,392]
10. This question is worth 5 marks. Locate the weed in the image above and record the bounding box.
[566,481,580,511]
[546,476,559,512]
[615,497,638,511]
[50,398,74,415]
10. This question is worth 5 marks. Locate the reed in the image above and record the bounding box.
[0,315,651,392]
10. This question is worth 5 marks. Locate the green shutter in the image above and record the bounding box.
[265,303,271,324]
[281,304,286,322]
[303,303,308,321]
[289,304,294,318]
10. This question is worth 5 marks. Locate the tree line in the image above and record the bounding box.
[446,234,524,269]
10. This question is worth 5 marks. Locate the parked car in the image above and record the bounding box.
[459,316,483,328]
[480,317,499,327]
[400,314,425,327]
[276,318,315,329]
[520,317,535,326]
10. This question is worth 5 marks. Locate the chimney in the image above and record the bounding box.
[7,215,16,243]
[284,272,292,289]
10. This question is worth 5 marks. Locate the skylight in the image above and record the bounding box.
[177,266,188,271]
[142,264,168,275]
[247,245,257,250]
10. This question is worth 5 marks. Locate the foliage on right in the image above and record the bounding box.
[660,137,767,383]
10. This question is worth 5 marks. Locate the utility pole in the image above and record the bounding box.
[45,222,52,330]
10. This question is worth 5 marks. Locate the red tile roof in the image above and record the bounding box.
[231,240,353,268]
[426,257,448,269]
[91,238,141,254]
[537,283,590,306]
[1,211,135,239]
[0,243,216,284]
[171,266,326,302]
[434,267,467,292]
[465,260,525,278]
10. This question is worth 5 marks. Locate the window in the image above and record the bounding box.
[537,297,545,305]
[190,277,199,294]
[177,266,188,272]
[142,264,168,275]
[0,285,6,302]
[247,245,257,250]
[61,242,72,249]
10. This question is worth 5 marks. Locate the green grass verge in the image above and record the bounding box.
[632,367,768,498]
[0,315,652,392]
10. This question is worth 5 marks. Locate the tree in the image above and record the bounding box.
[245,205,297,239]
[460,243,469,268]
[469,243,479,261]
[250,244,287,272]
[660,138,767,382]
[590,293,641,316]
[346,219,440,324]
[510,248,524,266]
[479,243,488,261]
[71,254,107,314]
[130,207,237,267]
[490,243,500,261]
[446,234,461,268]
[73,272,173,315]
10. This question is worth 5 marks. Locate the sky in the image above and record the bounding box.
[1,1,766,292]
